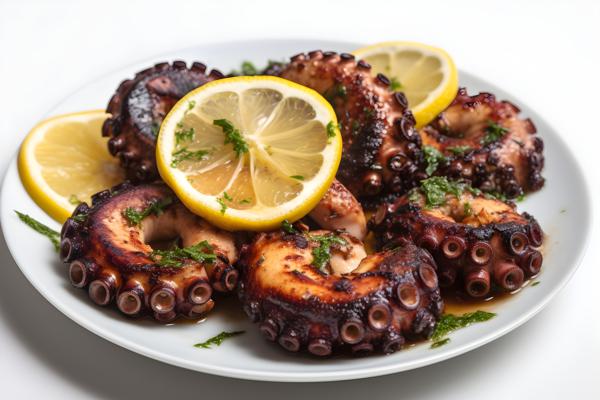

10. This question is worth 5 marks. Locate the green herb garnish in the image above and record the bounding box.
[171,147,209,167]
[217,192,233,215]
[239,198,252,205]
[335,84,347,98]
[408,188,421,204]
[430,310,496,348]
[214,119,248,157]
[430,338,450,348]
[390,77,402,91]
[290,175,304,181]
[463,202,473,217]
[484,191,508,202]
[447,145,472,155]
[560,208,566,214]
[175,126,195,145]
[194,330,245,349]
[240,61,258,75]
[423,145,446,175]
[326,121,337,139]
[187,100,196,112]
[150,240,216,267]
[281,219,296,234]
[482,120,508,145]
[516,193,526,202]
[419,176,464,208]
[123,197,173,226]
[309,233,347,271]
[15,211,60,251]
[72,214,87,223]
[68,194,82,205]
[530,281,540,287]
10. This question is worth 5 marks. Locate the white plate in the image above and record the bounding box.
[0,39,592,382]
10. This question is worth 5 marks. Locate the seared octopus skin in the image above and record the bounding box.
[102,61,224,182]
[420,88,545,198]
[238,230,443,356]
[59,182,239,322]
[280,51,424,209]
[370,191,544,298]
[308,179,367,240]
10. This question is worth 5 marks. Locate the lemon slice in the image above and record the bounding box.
[19,110,125,222]
[156,76,342,231]
[353,41,458,128]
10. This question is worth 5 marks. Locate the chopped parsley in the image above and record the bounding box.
[175,125,195,145]
[419,176,464,208]
[560,208,566,214]
[447,145,472,155]
[194,330,245,349]
[422,145,446,175]
[390,77,402,91]
[430,338,450,348]
[72,214,88,223]
[217,192,233,214]
[408,188,421,204]
[187,100,196,112]
[290,175,304,181]
[463,201,473,217]
[430,311,496,349]
[281,219,296,234]
[484,191,508,202]
[239,198,252,205]
[326,121,338,139]
[516,193,526,202]
[123,197,173,226]
[334,84,347,98]
[68,194,82,205]
[171,147,209,167]
[309,233,347,271]
[530,281,540,287]
[151,123,160,136]
[482,120,508,145]
[150,240,216,267]
[213,119,248,157]
[240,61,258,75]
[15,211,60,252]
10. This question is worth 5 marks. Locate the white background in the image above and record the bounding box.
[1,0,598,398]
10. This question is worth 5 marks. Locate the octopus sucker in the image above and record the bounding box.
[279,50,424,208]
[59,182,238,322]
[102,61,224,182]
[238,226,443,356]
[370,189,544,298]
[419,88,545,198]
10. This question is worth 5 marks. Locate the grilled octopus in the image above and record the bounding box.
[59,182,238,322]
[420,88,545,198]
[370,186,544,298]
[279,50,424,208]
[102,61,224,182]
[238,181,443,356]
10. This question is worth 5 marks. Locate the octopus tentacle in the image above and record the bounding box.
[102,61,224,182]
[370,190,544,298]
[238,229,443,356]
[280,51,423,208]
[420,88,545,198]
[59,182,237,322]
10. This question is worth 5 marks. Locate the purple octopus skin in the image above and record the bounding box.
[102,61,224,182]
[59,182,239,323]
[420,88,545,198]
[370,190,544,298]
[279,50,425,209]
[238,229,443,357]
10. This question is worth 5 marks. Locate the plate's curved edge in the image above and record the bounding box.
[0,38,594,382]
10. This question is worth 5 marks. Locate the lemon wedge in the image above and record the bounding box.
[156,76,342,231]
[353,41,458,127]
[18,110,125,222]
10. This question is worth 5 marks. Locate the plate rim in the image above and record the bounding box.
[0,38,593,382]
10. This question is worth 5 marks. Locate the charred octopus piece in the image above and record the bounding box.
[370,185,543,298]
[102,61,224,182]
[60,182,238,322]
[280,50,423,208]
[419,88,545,198]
